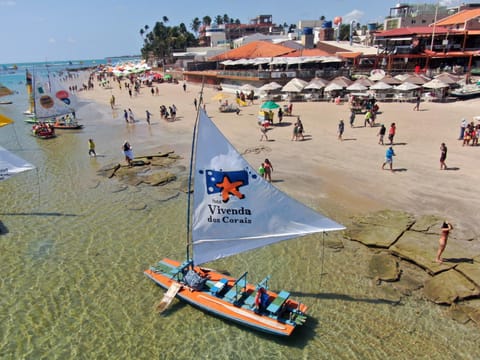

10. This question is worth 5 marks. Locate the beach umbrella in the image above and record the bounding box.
[329,76,353,87]
[352,77,374,87]
[324,83,343,92]
[379,75,402,85]
[434,73,460,85]
[305,77,328,90]
[281,78,308,92]
[260,100,280,110]
[370,81,393,90]
[346,82,368,92]
[401,74,429,85]
[394,82,421,91]
[240,84,256,92]
[259,82,282,92]
[212,93,231,101]
[422,79,449,89]
[164,74,172,80]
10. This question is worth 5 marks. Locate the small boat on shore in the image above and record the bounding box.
[32,123,56,139]
[450,84,480,99]
[144,106,344,336]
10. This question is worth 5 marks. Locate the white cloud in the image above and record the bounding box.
[342,10,365,24]
[0,0,16,6]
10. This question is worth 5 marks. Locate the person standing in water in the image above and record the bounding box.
[88,139,96,157]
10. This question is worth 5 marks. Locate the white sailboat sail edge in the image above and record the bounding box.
[0,145,36,181]
[192,110,345,265]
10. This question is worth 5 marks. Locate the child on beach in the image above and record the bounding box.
[123,141,134,166]
[88,139,96,157]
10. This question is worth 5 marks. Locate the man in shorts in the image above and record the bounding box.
[381,146,395,172]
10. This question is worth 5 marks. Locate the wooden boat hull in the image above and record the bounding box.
[144,258,307,336]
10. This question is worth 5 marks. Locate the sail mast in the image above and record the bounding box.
[185,78,205,265]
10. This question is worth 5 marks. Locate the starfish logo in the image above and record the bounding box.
[204,169,249,203]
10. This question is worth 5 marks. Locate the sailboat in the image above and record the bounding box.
[0,83,14,105]
[24,70,83,130]
[0,114,35,180]
[144,108,345,336]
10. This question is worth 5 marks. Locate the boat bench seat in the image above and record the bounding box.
[210,278,228,296]
[243,290,258,308]
[152,261,177,275]
[223,276,247,302]
[266,291,290,314]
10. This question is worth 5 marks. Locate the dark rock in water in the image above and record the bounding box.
[423,270,480,304]
[367,253,400,282]
[143,172,176,186]
[346,210,415,248]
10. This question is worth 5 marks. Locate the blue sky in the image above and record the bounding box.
[0,0,471,64]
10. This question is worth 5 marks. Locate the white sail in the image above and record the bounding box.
[33,73,74,119]
[0,146,35,181]
[192,110,345,265]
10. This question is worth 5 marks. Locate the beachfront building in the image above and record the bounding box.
[373,7,480,76]
[198,15,284,47]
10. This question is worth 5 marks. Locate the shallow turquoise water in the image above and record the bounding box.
[0,80,479,359]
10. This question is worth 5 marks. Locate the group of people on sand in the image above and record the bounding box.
[160,104,177,121]
[258,159,273,182]
[461,120,479,146]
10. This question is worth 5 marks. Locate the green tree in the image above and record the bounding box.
[223,14,230,24]
[190,17,201,36]
[140,19,198,63]
[202,16,212,26]
[215,15,223,25]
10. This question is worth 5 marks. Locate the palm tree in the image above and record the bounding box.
[140,28,145,38]
[190,17,201,36]
[202,16,212,27]
[223,14,230,24]
[162,16,169,24]
[215,15,223,25]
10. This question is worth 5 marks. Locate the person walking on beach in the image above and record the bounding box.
[337,119,345,141]
[263,159,273,182]
[258,163,265,179]
[459,118,467,140]
[278,107,283,123]
[123,109,128,124]
[377,124,386,145]
[88,139,96,157]
[259,125,268,141]
[128,108,135,123]
[122,141,134,166]
[183,82,187,92]
[388,123,396,145]
[194,98,198,110]
[349,109,355,127]
[381,146,395,172]
[146,110,152,125]
[364,110,373,127]
[413,95,421,111]
[435,221,453,263]
[440,142,448,170]
[110,95,115,109]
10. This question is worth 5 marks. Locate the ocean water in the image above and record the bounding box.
[1,62,480,360]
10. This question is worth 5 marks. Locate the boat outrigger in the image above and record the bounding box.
[144,103,344,336]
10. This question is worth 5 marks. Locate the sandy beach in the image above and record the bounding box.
[78,77,480,246]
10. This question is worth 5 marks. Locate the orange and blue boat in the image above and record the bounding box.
[144,107,344,336]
